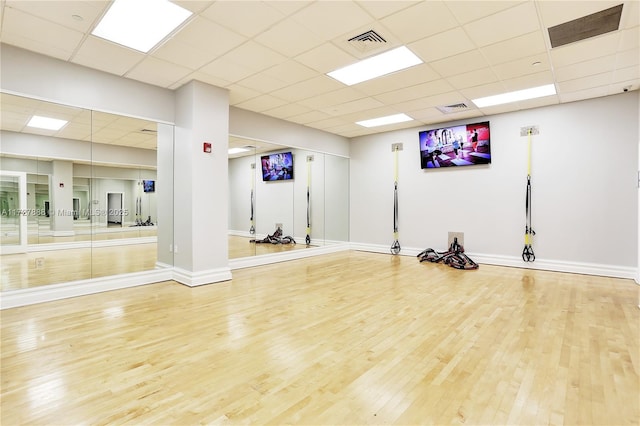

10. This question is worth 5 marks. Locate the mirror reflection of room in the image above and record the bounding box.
[0,93,163,291]
[227,137,349,260]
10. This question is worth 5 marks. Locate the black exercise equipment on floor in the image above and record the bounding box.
[417,237,478,270]
[522,129,535,262]
[390,144,401,255]
[250,226,296,245]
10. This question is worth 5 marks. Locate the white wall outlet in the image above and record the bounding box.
[448,232,464,248]
[35,257,45,269]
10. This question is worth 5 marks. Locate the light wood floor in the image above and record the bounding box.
[1,251,638,425]
[1,236,314,291]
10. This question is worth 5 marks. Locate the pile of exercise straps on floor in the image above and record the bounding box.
[417,237,478,270]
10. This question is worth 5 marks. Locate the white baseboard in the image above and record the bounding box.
[229,242,350,270]
[172,266,232,287]
[0,267,173,309]
[349,243,638,280]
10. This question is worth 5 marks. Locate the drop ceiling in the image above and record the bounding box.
[0,0,638,143]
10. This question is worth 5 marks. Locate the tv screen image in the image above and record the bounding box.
[143,180,155,193]
[261,152,294,181]
[419,121,491,169]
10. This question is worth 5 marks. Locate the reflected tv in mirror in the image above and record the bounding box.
[261,152,294,181]
[143,180,155,192]
[419,121,491,169]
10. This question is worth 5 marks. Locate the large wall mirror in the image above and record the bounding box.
[228,136,349,260]
[0,93,174,293]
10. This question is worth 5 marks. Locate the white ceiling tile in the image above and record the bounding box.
[72,37,144,76]
[501,70,555,91]
[549,32,621,68]
[446,67,499,90]
[374,79,454,104]
[459,82,509,101]
[126,56,193,88]
[619,26,639,51]
[399,91,470,111]
[305,116,352,130]
[379,1,458,43]
[262,60,317,86]
[620,0,639,28]
[290,1,374,41]
[254,17,325,57]
[481,31,547,66]
[616,48,640,69]
[297,87,367,110]
[557,72,614,93]
[270,76,344,103]
[612,65,640,84]
[463,2,540,47]
[4,0,108,32]
[430,50,491,77]
[262,103,312,120]
[219,41,288,74]
[236,73,290,94]
[167,16,246,58]
[321,97,385,117]
[294,42,358,74]
[409,27,475,63]
[555,55,616,82]
[263,1,310,16]
[235,94,288,113]
[1,6,84,60]
[227,84,262,105]
[445,1,525,25]
[492,53,551,80]
[355,64,441,96]
[201,1,285,38]
[559,86,610,103]
[198,59,256,84]
[287,110,333,125]
[537,1,622,28]
[170,71,232,92]
[152,40,215,71]
[173,1,214,14]
[356,1,420,19]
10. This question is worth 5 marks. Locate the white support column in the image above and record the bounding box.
[172,81,231,286]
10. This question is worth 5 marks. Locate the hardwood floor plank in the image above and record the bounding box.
[1,251,638,425]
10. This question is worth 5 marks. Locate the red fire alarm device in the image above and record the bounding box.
[203,142,212,153]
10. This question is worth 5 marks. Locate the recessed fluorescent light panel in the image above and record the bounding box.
[228,147,251,155]
[472,84,557,108]
[356,113,413,128]
[27,115,68,131]
[327,46,423,86]
[92,0,192,53]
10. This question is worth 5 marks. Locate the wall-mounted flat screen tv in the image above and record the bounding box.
[261,152,294,181]
[419,121,491,169]
[143,180,155,193]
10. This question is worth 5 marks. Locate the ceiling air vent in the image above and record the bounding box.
[347,30,387,52]
[436,103,470,114]
[548,4,623,48]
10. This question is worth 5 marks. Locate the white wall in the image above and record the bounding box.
[0,44,174,123]
[350,92,639,276]
[229,107,349,158]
